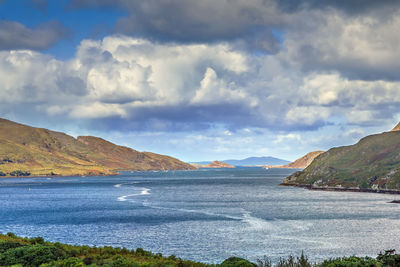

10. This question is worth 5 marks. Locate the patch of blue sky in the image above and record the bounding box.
[0,0,126,59]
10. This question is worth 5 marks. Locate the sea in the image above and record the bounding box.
[0,168,399,264]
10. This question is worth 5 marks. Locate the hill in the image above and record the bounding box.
[392,122,400,131]
[283,128,400,189]
[0,118,195,177]
[191,160,234,168]
[266,151,324,169]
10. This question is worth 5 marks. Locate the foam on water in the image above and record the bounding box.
[114,181,140,188]
[141,201,242,221]
[117,188,151,201]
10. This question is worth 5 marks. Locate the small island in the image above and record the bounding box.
[191,160,235,168]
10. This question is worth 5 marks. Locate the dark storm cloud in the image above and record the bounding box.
[277,0,400,14]
[68,0,400,82]
[70,0,286,44]
[0,20,67,50]
[70,0,400,43]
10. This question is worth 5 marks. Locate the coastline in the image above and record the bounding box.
[280,183,400,195]
[0,168,199,179]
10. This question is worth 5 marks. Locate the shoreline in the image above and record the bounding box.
[0,168,198,179]
[280,183,400,195]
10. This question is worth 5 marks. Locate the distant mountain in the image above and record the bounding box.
[0,118,195,177]
[223,156,290,166]
[283,123,400,189]
[191,160,234,168]
[191,157,290,166]
[266,151,324,169]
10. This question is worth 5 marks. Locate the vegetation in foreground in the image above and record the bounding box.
[1,233,400,267]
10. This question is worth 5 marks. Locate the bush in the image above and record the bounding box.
[40,257,85,267]
[7,232,18,238]
[0,171,6,176]
[9,170,31,176]
[0,245,66,266]
[0,241,25,253]
[221,257,257,267]
[110,255,134,267]
[319,256,381,267]
[29,237,45,245]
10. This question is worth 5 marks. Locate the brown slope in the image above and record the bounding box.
[77,136,195,171]
[283,151,325,169]
[0,118,195,177]
[391,122,400,131]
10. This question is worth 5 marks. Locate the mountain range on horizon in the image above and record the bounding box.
[190,156,290,166]
[0,118,195,177]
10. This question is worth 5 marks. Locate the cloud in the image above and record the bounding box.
[70,0,287,47]
[1,35,400,134]
[68,0,400,82]
[0,20,67,50]
[279,9,400,80]
[276,0,400,14]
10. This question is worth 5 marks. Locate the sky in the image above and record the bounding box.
[1,0,400,162]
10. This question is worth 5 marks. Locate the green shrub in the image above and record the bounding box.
[110,255,134,267]
[29,237,45,245]
[221,257,257,267]
[0,241,25,253]
[319,256,381,267]
[40,257,85,267]
[0,245,66,266]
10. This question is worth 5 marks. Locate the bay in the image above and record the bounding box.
[0,168,399,264]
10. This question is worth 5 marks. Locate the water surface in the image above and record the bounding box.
[0,168,399,263]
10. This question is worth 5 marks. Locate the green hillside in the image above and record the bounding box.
[0,118,195,177]
[283,130,400,189]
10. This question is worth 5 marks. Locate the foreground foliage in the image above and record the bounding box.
[1,233,399,267]
[0,233,210,267]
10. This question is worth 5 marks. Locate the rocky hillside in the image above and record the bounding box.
[283,128,400,189]
[267,151,324,169]
[0,118,195,177]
